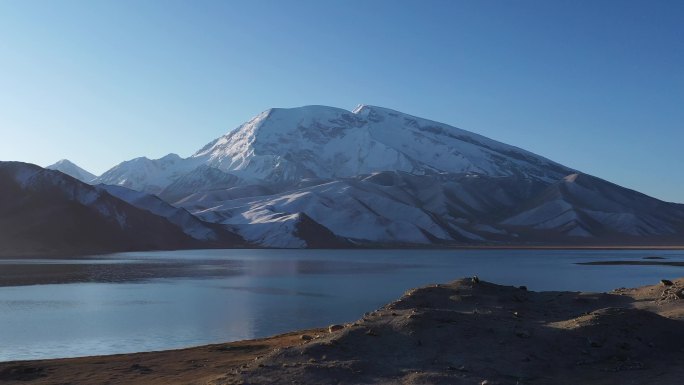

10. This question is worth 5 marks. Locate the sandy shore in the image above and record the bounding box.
[0,329,324,385]
[3,277,684,384]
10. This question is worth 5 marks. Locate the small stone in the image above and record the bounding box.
[365,329,378,337]
[472,276,480,284]
[660,279,674,286]
[300,334,313,341]
[518,285,528,291]
[328,324,344,333]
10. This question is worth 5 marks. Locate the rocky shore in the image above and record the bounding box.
[3,277,684,385]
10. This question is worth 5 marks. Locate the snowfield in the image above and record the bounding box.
[47,105,684,247]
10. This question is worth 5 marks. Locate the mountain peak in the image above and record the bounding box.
[52,159,73,166]
[160,153,182,161]
[94,153,199,194]
[97,103,574,192]
[351,104,398,115]
[189,104,572,183]
[46,159,96,183]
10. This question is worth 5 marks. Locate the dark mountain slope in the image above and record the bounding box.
[0,162,243,257]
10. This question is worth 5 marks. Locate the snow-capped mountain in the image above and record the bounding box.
[93,153,201,194]
[96,105,574,195]
[46,159,96,183]
[0,162,243,257]
[89,104,684,247]
[192,105,573,183]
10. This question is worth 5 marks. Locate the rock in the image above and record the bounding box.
[365,329,378,337]
[328,324,344,333]
[300,334,313,341]
[661,279,674,286]
[472,276,480,284]
[518,285,528,291]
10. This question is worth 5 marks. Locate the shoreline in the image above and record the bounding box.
[2,244,684,260]
[4,277,684,384]
[0,329,325,384]
[4,249,683,288]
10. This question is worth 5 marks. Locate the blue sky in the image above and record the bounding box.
[0,0,682,202]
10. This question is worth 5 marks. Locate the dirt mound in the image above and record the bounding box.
[6,278,684,385]
[227,278,684,385]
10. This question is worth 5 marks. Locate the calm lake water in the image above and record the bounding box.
[2,248,684,362]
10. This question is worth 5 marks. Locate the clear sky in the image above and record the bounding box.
[0,0,682,202]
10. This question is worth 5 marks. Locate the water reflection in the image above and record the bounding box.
[218,285,331,297]
[1,248,684,362]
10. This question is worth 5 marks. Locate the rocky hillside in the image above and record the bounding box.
[0,162,244,257]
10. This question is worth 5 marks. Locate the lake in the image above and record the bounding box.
[1,248,684,362]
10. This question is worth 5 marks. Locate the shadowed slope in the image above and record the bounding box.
[0,162,243,257]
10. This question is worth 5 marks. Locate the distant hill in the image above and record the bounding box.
[0,162,244,257]
[46,159,97,183]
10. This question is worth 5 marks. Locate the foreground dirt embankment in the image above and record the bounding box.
[3,278,684,385]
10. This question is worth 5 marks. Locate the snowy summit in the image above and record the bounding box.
[46,159,97,183]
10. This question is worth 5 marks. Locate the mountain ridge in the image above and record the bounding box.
[38,105,684,248]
